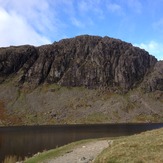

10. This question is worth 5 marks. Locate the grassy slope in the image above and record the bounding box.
[95,128,163,163]
[0,81,162,125]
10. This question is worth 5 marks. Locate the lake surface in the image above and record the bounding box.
[0,123,163,162]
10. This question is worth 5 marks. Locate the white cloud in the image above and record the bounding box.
[107,0,142,15]
[78,0,104,19]
[107,3,123,14]
[0,7,51,47]
[0,0,65,47]
[0,0,95,46]
[78,0,89,12]
[71,17,85,28]
[136,41,159,53]
[0,0,55,34]
[134,41,163,60]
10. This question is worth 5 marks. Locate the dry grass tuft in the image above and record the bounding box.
[3,155,22,163]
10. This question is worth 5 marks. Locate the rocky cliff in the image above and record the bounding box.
[0,35,162,125]
[0,35,160,92]
[141,61,163,92]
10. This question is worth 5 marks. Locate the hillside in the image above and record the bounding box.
[0,35,162,125]
[95,128,163,163]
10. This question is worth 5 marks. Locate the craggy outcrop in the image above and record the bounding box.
[0,35,159,92]
[141,61,163,92]
[0,45,38,83]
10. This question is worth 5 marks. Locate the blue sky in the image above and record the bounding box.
[0,0,163,60]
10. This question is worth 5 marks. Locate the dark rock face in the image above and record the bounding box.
[141,61,163,92]
[0,45,38,83]
[0,35,159,92]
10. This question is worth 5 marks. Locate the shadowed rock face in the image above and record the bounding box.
[0,35,159,92]
[141,61,163,92]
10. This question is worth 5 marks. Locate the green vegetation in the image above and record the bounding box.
[24,139,96,163]
[95,128,163,163]
[79,112,110,123]
[133,114,163,123]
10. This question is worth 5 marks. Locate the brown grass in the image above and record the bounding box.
[0,100,22,126]
[0,100,7,121]
[3,155,22,163]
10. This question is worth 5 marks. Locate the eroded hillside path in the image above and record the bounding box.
[46,140,109,163]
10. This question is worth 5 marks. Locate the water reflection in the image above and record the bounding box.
[0,123,163,162]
